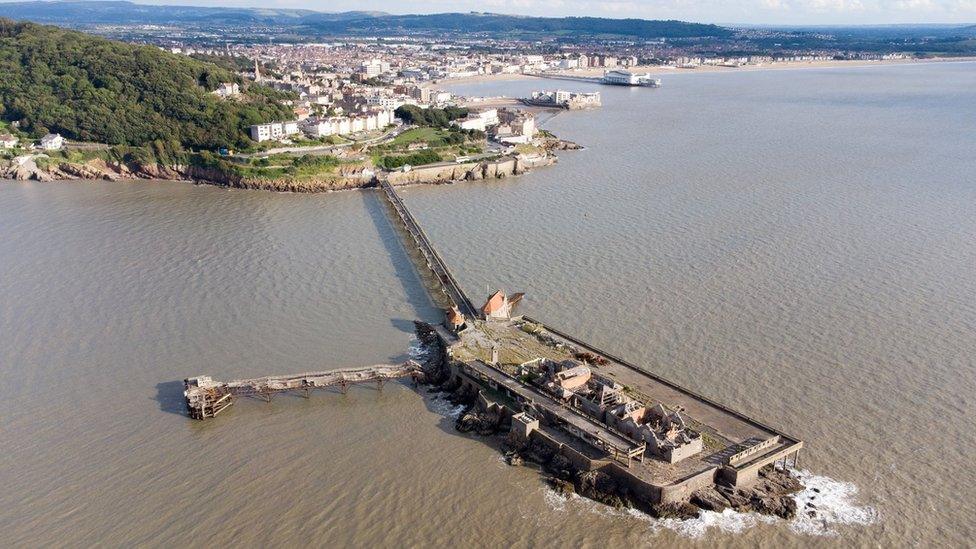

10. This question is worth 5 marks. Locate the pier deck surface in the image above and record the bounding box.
[378,179,479,320]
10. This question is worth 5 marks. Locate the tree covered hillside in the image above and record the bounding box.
[0,18,292,150]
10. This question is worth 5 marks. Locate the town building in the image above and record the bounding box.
[480,290,524,320]
[494,109,536,144]
[0,133,18,149]
[446,306,467,332]
[213,82,240,98]
[38,133,64,150]
[360,59,391,77]
[249,121,300,142]
[453,117,486,132]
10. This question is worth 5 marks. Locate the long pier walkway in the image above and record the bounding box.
[377,179,480,320]
[184,362,422,419]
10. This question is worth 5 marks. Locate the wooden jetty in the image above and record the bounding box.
[184,361,423,419]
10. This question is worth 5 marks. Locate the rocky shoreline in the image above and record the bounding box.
[0,138,581,192]
[412,321,804,523]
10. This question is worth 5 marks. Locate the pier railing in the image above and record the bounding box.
[377,179,479,319]
[183,361,422,419]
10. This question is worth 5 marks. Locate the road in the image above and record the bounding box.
[237,123,407,159]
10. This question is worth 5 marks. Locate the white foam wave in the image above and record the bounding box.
[788,467,878,536]
[427,395,467,419]
[540,467,876,539]
[657,509,777,538]
[406,337,430,362]
[543,488,569,512]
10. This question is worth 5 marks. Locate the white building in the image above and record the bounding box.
[558,58,579,70]
[367,95,403,110]
[494,111,536,144]
[309,94,332,106]
[360,59,390,77]
[0,133,18,149]
[213,82,240,98]
[335,117,352,135]
[602,70,659,86]
[302,119,334,138]
[475,108,499,127]
[38,133,64,150]
[364,115,377,131]
[250,121,299,142]
[453,117,486,132]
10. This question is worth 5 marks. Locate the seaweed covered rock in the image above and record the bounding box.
[691,488,729,513]
[455,410,501,435]
[651,502,701,520]
[752,495,797,519]
[576,470,626,508]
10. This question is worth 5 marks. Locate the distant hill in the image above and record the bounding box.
[0,18,292,150]
[0,1,733,39]
[305,13,733,39]
[0,1,319,25]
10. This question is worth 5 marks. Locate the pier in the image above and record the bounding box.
[179,176,802,501]
[184,362,422,419]
[377,178,480,320]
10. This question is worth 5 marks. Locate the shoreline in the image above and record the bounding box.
[433,56,976,88]
[0,136,580,192]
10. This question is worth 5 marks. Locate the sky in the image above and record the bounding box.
[3,0,976,24]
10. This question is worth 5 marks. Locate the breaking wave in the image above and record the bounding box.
[407,337,431,363]
[543,467,876,539]
[787,467,878,536]
[428,396,467,419]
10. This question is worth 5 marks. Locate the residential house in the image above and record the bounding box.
[39,133,64,150]
[213,82,240,98]
[0,133,18,149]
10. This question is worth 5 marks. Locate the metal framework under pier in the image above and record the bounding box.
[184,361,423,419]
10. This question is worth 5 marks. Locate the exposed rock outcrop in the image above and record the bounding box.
[382,155,553,187]
[2,152,562,192]
[691,487,730,513]
[711,467,803,519]
[455,409,502,435]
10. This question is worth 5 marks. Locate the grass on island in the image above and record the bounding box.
[388,127,456,148]
[374,149,443,170]
[192,151,361,180]
[514,143,544,155]
[373,126,490,170]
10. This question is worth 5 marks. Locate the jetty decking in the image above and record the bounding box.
[378,179,480,320]
[184,362,422,419]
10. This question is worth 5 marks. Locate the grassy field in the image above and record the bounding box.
[375,126,487,169]
[388,127,456,148]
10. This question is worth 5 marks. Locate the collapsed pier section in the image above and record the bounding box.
[184,362,423,420]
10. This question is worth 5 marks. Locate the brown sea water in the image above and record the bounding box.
[2,61,975,546]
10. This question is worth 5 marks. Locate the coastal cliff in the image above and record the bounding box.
[1,145,572,192]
